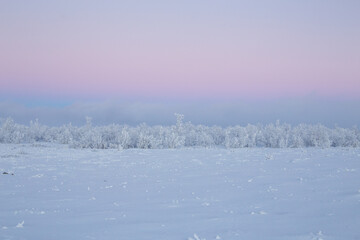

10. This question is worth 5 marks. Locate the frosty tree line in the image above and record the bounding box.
[0,114,359,149]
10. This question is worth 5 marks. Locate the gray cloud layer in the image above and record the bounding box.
[0,97,359,127]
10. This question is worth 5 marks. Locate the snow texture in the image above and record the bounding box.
[1,144,360,239]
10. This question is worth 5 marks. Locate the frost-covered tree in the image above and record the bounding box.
[0,118,26,143]
[0,116,359,149]
[303,124,331,148]
[225,126,248,148]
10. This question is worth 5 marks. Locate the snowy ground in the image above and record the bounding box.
[1,144,360,240]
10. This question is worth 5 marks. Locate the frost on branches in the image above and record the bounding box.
[0,115,359,149]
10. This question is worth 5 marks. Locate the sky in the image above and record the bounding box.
[0,0,359,127]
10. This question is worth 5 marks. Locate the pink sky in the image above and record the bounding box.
[1,1,360,101]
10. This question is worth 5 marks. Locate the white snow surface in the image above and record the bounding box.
[1,144,360,239]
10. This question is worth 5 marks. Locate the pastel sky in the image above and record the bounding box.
[0,1,359,126]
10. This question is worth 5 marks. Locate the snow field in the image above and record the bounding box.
[1,144,360,239]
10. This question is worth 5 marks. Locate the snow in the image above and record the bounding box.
[1,144,360,239]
